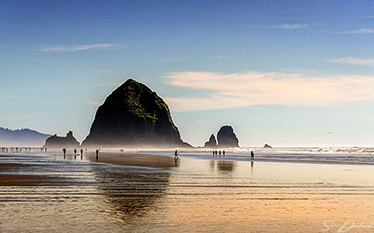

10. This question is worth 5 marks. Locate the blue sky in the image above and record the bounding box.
[2,0,374,147]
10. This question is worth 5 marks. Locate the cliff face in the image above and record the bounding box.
[217,126,239,148]
[204,134,217,148]
[82,79,190,148]
[44,131,79,148]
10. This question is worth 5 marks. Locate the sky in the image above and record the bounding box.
[1,0,374,147]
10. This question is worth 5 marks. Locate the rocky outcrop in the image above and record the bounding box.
[44,131,79,148]
[204,134,217,148]
[263,144,272,148]
[217,126,239,148]
[82,79,190,148]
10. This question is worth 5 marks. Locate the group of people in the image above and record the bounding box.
[211,150,255,160]
[212,150,226,157]
[1,147,46,153]
[62,148,100,160]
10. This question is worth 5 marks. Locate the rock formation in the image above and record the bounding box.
[263,144,272,148]
[44,131,80,148]
[217,126,239,148]
[204,134,217,148]
[82,79,190,148]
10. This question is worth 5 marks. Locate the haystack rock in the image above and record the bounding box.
[82,79,190,148]
[44,131,80,148]
[217,126,239,148]
[204,134,217,148]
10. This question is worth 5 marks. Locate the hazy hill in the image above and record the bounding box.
[0,127,51,147]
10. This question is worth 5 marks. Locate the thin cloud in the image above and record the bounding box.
[39,43,114,52]
[0,94,39,103]
[336,28,374,34]
[163,71,374,112]
[96,82,121,87]
[255,24,308,30]
[327,57,374,66]
[89,101,103,106]
[86,69,112,73]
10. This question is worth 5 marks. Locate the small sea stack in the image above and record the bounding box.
[44,131,80,148]
[204,134,217,148]
[217,125,239,148]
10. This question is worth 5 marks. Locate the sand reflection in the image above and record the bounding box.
[217,160,235,173]
[86,153,177,221]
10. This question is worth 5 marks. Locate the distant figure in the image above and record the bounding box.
[63,148,66,158]
[74,149,77,155]
[251,151,254,160]
[45,148,47,153]
[80,149,83,156]
[219,150,221,157]
[223,150,225,157]
[212,151,215,157]
[96,149,99,160]
[174,150,178,159]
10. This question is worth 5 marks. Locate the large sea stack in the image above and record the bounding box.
[217,126,239,148]
[82,79,190,148]
[44,131,80,148]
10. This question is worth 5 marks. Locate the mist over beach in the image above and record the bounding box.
[2,0,374,232]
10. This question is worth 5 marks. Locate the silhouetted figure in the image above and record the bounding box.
[251,151,254,160]
[174,150,178,159]
[223,150,225,157]
[45,148,47,153]
[96,149,99,160]
[219,150,221,157]
[63,148,66,158]
[74,149,77,155]
[212,150,215,157]
[80,149,83,156]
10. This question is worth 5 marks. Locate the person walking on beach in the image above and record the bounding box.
[80,149,83,156]
[219,150,221,157]
[96,149,99,160]
[251,151,254,160]
[174,150,178,159]
[223,150,225,157]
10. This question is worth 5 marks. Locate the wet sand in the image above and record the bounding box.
[1,152,374,232]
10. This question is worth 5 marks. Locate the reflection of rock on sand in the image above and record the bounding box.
[87,153,177,221]
[217,161,235,172]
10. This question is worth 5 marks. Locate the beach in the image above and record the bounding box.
[1,150,374,232]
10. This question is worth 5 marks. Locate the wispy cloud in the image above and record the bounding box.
[252,24,308,30]
[89,101,103,106]
[86,69,112,73]
[163,71,374,112]
[336,28,374,34]
[327,57,374,66]
[39,43,114,52]
[0,94,39,103]
[96,82,121,87]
